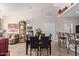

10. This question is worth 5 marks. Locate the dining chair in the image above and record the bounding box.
[67,33,79,56]
[40,36,51,56]
[30,36,39,56]
[41,33,45,37]
[49,34,52,40]
[57,32,67,48]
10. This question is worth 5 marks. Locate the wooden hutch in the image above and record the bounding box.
[19,20,26,43]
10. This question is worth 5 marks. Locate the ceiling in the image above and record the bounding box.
[0,3,78,18]
[0,3,70,17]
[0,3,56,16]
[59,3,79,17]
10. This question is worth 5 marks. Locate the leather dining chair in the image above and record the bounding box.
[30,36,39,56]
[40,36,51,56]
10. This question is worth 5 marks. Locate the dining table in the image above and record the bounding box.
[25,38,52,55]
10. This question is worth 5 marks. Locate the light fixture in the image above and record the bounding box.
[76,11,79,14]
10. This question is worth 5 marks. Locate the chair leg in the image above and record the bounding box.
[58,39,60,48]
[63,40,64,45]
[63,40,65,47]
[67,43,70,54]
[49,46,51,55]
[40,49,41,56]
[63,40,66,48]
[75,44,77,56]
[37,49,39,56]
[47,49,49,56]
[30,49,32,56]
[64,39,67,48]
[58,39,61,48]
[26,42,28,55]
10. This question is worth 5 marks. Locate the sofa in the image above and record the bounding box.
[9,34,19,45]
[0,37,10,56]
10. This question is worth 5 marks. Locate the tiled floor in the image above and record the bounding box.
[9,41,79,56]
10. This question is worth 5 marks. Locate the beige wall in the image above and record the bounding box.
[1,3,79,39]
[3,16,79,36]
[27,17,79,32]
[56,17,79,32]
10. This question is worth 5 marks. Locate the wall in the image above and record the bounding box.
[55,17,79,32]
[3,16,79,40]
[1,3,79,40]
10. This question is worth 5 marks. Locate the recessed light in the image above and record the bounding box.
[76,11,79,14]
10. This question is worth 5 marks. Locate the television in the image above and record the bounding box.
[76,25,79,33]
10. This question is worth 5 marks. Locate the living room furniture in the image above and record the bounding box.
[14,34,19,44]
[57,32,67,48]
[26,36,52,56]
[0,37,10,56]
[9,34,19,45]
[19,21,26,43]
[9,34,15,45]
[30,36,39,56]
[67,33,79,56]
[40,36,51,56]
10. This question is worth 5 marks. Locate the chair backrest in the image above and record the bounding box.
[57,32,60,39]
[41,36,49,40]
[57,32,67,39]
[75,33,79,39]
[0,38,8,53]
[57,32,63,37]
[49,34,52,40]
[40,36,50,48]
[30,36,39,49]
[41,33,45,37]
[66,33,75,41]
[57,32,63,39]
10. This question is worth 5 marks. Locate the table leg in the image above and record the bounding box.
[67,42,70,54]
[75,44,77,56]
[58,39,61,48]
[26,41,28,55]
[49,43,51,55]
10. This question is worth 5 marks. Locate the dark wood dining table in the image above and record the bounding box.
[26,39,52,55]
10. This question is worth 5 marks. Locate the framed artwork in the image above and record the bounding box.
[8,24,19,29]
